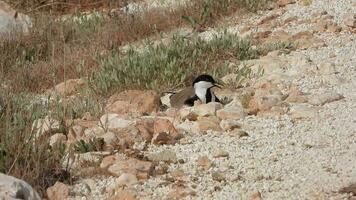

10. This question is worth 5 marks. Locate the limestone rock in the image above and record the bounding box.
[108,158,153,180]
[116,173,138,187]
[216,106,247,120]
[146,150,177,163]
[49,133,66,147]
[308,92,344,106]
[197,156,213,170]
[0,173,41,200]
[105,90,161,116]
[32,115,60,139]
[343,13,356,28]
[54,79,85,97]
[192,102,223,117]
[99,114,135,130]
[46,182,69,200]
[0,1,32,34]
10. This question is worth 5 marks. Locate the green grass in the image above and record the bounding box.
[89,32,290,96]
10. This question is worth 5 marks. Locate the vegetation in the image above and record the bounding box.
[0,0,280,196]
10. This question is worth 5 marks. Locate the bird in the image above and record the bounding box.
[169,74,223,108]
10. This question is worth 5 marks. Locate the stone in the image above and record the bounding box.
[32,115,60,139]
[216,106,247,120]
[153,118,180,140]
[0,173,41,200]
[194,117,222,133]
[308,93,344,106]
[109,189,137,200]
[54,79,85,97]
[108,158,153,180]
[167,187,196,199]
[299,0,312,6]
[136,119,155,142]
[0,1,32,34]
[257,14,280,25]
[285,87,308,103]
[229,129,249,138]
[63,152,103,171]
[105,90,161,116]
[99,114,135,130]
[317,62,336,75]
[192,102,223,117]
[100,155,116,168]
[151,132,174,145]
[100,132,119,149]
[146,150,177,163]
[179,107,198,121]
[212,171,226,182]
[213,149,229,158]
[46,182,69,200]
[160,93,172,108]
[68,125,84,143]
[49,133,66,147]
[197,156,213,170]
[277,0,295,7]
[116,173,138,187]
[250,191,262,200]
[288,104,319,119]
[246,57,287,75]
[343,13,356,28]
[219,120,242,131]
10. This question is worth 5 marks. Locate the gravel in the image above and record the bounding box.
[68,0,356,199]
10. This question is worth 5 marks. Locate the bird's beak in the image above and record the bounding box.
[213,82,223,89]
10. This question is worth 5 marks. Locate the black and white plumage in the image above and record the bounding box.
[169,74,222,108]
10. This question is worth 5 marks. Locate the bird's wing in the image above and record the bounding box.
[169,87,196,108]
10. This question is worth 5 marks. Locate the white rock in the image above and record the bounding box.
[0,173,41,200]
[49,133,66,147]
[32,116,60,139]
[0,1,32,34]
[220,120,242,131]
[99,114,135,129]
[216,106,247,120]
[116,173,138,187]
[288,104,319,119]
[192,102,223,117]
[308,92,344,106]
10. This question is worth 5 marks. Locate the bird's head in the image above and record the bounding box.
[192,74,223,90]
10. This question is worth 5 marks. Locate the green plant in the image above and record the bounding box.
[74,138,103,153]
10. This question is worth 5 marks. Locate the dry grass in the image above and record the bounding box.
[0,0,277,197]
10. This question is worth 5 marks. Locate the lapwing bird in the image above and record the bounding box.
[169,74,223,108]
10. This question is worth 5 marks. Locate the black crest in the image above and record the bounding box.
[192,74,216,86]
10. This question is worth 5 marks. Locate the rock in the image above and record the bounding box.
[136,119,155,142]
[146,150,177,163]
[63,152,103,171]
[277,0,295,7]
[343,13,356,28]
[151,132,175,145]
[179,107,198,121]
[0,173,41,200]
[109,189,137,200]
[99,114,135,130]
[317,62,336,75]
[308,93,344,106]
[105,90,161,116]
[229,129,249,138]
[68,125,85,143]
[257,14,280,25]
[100,155,116,168]
[153,118,180,140]
[32,115,60,139]
[49,133,66,147]
[339,183,356,194]
[197,156,213,170]
[116,173,138,187]
[216,106,247,120]
[219,120,242,131]
[194,117,222,133]
[46,182,69,200]
[250,191,262,200]
[299,0,312,6]
[192,102,223,117]
[213,149,229,158]
[167,187,196,199]
[289,104,319,119]
[0,1,32,34]
[108,158,153,180]
[54,79,85,97]
[160,93,172,107]
[285,87,308,103]
[212,171,226,182]
[100,132,119,149]
[246,57,287,75]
